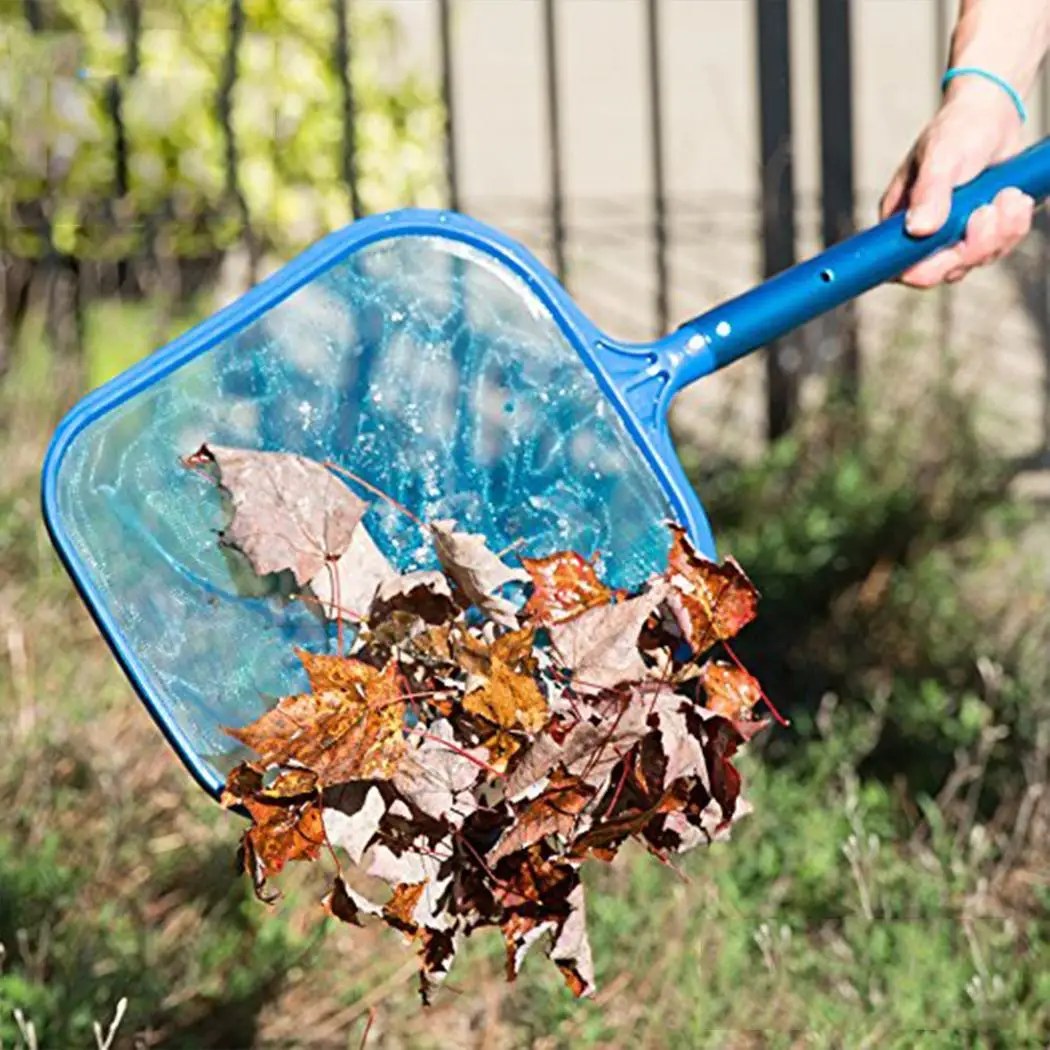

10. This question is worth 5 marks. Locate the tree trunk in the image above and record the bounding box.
[0,255,33,382]
[45,256,86,400]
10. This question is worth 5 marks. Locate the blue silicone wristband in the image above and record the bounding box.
[942,66,1028,124]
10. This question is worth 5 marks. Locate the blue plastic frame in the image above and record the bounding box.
[41,136,1050,798]
[40,209,713,798]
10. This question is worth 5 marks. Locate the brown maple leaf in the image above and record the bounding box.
[419,927,461,1004]
[495,850,592,996]
[225,659,405,785]
[188,444,368,586]
[463,657,549,771]
[370,570,458,626]
[520,550,615,625]
[569,802,658,859]
[383,882,428,935]
[665,523,759,654]
[548,581,668,690]
[239,795,326,898]
[549,882,595,998]
[488,771,595,864]
[493,844,577,910]
[221,762,265,808]
[702,715,766,822]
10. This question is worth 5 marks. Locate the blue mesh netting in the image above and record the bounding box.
[54,235,676,778]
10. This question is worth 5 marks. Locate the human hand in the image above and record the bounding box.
[879,76,1034,288]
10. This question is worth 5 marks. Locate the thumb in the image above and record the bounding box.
[904,147,965,236]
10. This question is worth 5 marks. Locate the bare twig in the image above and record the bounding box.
[13,1009,37,1050]
[93,997,129,1050]
[358,1007,376,1049]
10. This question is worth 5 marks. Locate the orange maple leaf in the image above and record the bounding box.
[520,551,615,625]
[463,657,549,771]
[225,658,405,785]
[383,882,428,935]
[665,523,759,655]
[240,796,326,889]
[699,660,763,721]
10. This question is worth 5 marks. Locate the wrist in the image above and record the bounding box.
[947,0,1050,102]
[941,69,1026,129]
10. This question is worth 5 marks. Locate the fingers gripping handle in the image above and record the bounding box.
[669,136,1050,393]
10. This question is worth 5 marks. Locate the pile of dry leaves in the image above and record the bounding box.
[186,444,774,1003]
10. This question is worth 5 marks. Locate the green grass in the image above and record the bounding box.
[1,306,1049,1048]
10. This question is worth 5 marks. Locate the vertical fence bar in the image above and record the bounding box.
[333,0,361,219]
[25,0,83,371]
[817,0,858,398]
[542,0,567,284]
[438,0,459,212]
[23,0,43,31]
[106,0,139,291]
[217,0,256,277]
[645,0,669,336]
[756,0,799,440]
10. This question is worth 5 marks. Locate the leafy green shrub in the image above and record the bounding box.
[677,373,1048,813]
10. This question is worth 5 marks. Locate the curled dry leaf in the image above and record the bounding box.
[699,660,763,721]
[430,520,530,628]
[195,443,771,1002]
[665,522,759,655]
[371,570,458,626]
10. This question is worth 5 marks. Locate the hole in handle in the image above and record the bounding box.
[820,269,835,284]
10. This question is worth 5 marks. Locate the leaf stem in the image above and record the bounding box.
[324,461,425,527]
[721,642,789,726]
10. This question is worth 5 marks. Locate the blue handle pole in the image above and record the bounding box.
[670,136,1050,391]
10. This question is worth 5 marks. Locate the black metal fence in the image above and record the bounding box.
[3,0,1050,460]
